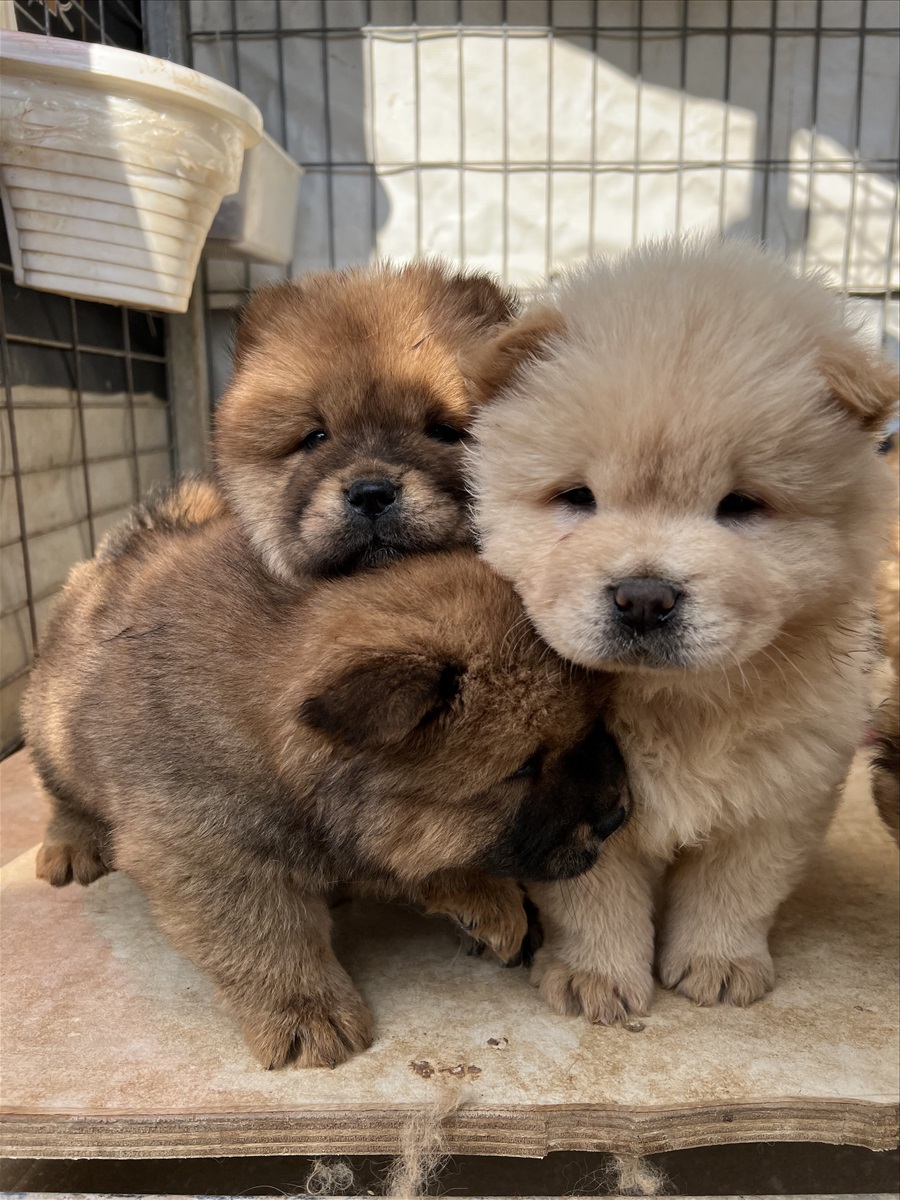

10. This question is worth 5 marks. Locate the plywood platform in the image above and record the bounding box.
[1,751,897,1160]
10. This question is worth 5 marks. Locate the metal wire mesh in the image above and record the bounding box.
[12,0,144,44]
[2,0,897,755]
[189,0,898,401]
[0,0,175,757]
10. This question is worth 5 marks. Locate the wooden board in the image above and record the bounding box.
[1,751,897,1160]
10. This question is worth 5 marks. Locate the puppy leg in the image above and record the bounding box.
[36,802,112,887]
[117,829,373,1069]
[658,805,836,1006]
[872,689,900,847]
[528,832,657,1024]
[414,872,529,965]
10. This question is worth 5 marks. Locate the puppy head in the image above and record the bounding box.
[283,552,629,885]
[468,239,898,674]
[214,262,515,582]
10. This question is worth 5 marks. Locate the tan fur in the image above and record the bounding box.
[468,238,897,1021]
[24,527,628,1067]
[214,261,516,583]
[95,476,227,565]
[872,434,899,845]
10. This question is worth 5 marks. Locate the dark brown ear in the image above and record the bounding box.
[439,269,518,332]
[300,655,462,749]
[231,280,306,368]
[462,307,566,403]
[820,331,899,432]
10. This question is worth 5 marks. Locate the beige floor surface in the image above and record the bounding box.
[1,751,897,1160]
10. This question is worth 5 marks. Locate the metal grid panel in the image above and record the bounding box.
[0,0,175,757]
[188,0,898,400]
[12,0,144,44]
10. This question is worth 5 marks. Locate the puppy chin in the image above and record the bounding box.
[524,842,603,883]
[294,511,472,576]
[296,506,471,577]
[537,609,780,674]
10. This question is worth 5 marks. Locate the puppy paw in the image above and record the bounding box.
[659,949,775,1007]
[531,947,654,1025]
[36,840,109,888]
[452,882,529,965]
[423,876,529,965]
[241,989,374,1070]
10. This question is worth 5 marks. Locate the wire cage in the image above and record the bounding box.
[188,0,899,395]
[0,0,175,756]
[1,0,898,755]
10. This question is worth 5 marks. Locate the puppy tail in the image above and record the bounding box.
[95,476,227,566]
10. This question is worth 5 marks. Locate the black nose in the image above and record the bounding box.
[346,478,398,518]
[594,804,628,840]
[611,577,682,634]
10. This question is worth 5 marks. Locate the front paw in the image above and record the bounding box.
[659,948,775,1007]
[240,988,374,1070]
[36,840,109,888]
[531,947,654,1025]
[441,879,529,965]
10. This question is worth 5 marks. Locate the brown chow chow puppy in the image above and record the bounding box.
[467,239,897,1023]
[872,432,899,845]
[23,523,628,1069]
[212,261,516,583]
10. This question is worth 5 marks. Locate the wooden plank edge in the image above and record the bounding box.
[2,1098,897,1159]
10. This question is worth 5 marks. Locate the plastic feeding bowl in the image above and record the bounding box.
[206,133,303,266]
[0,32,262,313]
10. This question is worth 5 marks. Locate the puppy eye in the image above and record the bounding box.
[426,423,466,444]
[556,486,595,509]
[298,429,328,452]
[508,752,542,781]
[716,492,765,521]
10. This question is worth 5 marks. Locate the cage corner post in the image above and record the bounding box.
[166,285,213,476]
[143,0,213,476]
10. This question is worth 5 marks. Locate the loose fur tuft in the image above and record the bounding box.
[382,1090,464,1199]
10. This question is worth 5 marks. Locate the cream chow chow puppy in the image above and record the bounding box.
[466,239,898,1023]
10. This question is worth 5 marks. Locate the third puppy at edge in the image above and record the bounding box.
[466,238,898,1023]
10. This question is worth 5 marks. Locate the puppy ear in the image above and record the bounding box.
[819,332,899,432]
[231,281,304,368]
[462,308,566,403]
[440,270,518,332]
[300,655,462,749]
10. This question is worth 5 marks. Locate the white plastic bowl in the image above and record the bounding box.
[206,132,303,266]
[0,32,262,312]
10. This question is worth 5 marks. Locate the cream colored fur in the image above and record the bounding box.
[468,238,898,1021]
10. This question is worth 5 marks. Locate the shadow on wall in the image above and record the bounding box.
[196,2,899,398]
[569,12,899,289]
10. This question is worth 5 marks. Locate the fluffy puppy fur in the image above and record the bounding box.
[466,238,898,1023]
[872,433,899,845]
[213,261,516,583]
[95,476,226,565]
[24,522,629,1068]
